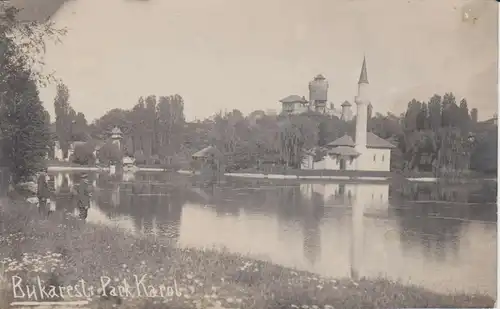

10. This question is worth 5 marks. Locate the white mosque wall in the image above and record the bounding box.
[356,148,391,172]
[302,149,391,172]
[299,182,390,214]
[302,155,357,171]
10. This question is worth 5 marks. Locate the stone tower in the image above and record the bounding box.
[341,101,353,121]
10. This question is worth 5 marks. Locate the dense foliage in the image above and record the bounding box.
[72,142,96,165]
[53,89,494,176]
[0,3,63,184]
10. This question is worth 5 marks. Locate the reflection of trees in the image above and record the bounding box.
[393,182,497,222]
[301,191,323,265]
[395,204,463,260]
[51,172,185,242]
[393,187,468,260]
[391,181,496,260]
[394,182,496,204]
[95,174,184,242]
[186,181,325,265]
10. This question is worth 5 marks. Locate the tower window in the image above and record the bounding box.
[373,154,376,162]
[382,155,385,162]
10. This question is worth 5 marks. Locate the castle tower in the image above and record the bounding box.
[309,74,329,114]
[354,56,369,153]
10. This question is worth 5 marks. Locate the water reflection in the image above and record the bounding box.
[49,172,497,296]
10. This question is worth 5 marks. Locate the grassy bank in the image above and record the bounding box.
[0,198,495,309]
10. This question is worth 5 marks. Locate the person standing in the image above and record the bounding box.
[77,173,92,220]
[37,171,50,216]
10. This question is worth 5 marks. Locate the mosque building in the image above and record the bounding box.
[280,74,354,121]
[301,57,396,172]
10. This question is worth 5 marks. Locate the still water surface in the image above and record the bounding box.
[49,172,496,296]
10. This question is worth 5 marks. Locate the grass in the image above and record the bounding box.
[0,197,495,309]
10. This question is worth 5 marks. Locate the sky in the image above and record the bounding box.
[35,0,498,122]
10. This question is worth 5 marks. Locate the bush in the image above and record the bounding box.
[133,150,146,165]
[72,142,95,165]
[98,142,121,165]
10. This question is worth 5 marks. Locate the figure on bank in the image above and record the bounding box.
[77,173,92,220]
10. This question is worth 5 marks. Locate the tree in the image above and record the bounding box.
[459,98,470,135]
[0,3,64,184]
[441,93,458,127]
[416,103,428,131]
[277,115,318,168]
[470,130,497,174]
[0,70,50,183]
[404,99,421,131]
[156,94,185,158]
[72,142,95,165]
[133,150,147,165]
[54,83,72,158]
[97,141,122,165]
[44,110,56,159]
[71,112,89,141]
[428,94,442,130]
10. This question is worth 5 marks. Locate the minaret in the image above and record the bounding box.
[354,56,369,154]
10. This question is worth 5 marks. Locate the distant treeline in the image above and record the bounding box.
[52,82,497,176]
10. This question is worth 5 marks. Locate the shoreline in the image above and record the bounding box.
[0,196,495,309]
[46,164,497,183]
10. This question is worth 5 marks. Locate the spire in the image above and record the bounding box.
[358,56,369,84]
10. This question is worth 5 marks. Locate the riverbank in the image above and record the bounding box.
[221,169,496,183]
[0,197,494,309]
[46,161,171,173]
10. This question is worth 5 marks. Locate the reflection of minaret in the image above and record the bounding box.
[302,214,322,266]
[350,184,365,280]
[349,183,390,280]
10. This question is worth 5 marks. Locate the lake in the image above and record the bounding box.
[47,171,496,297]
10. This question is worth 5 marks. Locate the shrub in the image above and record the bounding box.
[134,150,147,165]
[72,142,95,165]
[98,142,121,165]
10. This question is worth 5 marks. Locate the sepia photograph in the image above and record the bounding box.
[0,0,497,308]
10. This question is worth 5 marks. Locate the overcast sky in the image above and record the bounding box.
[37,0,497,121]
